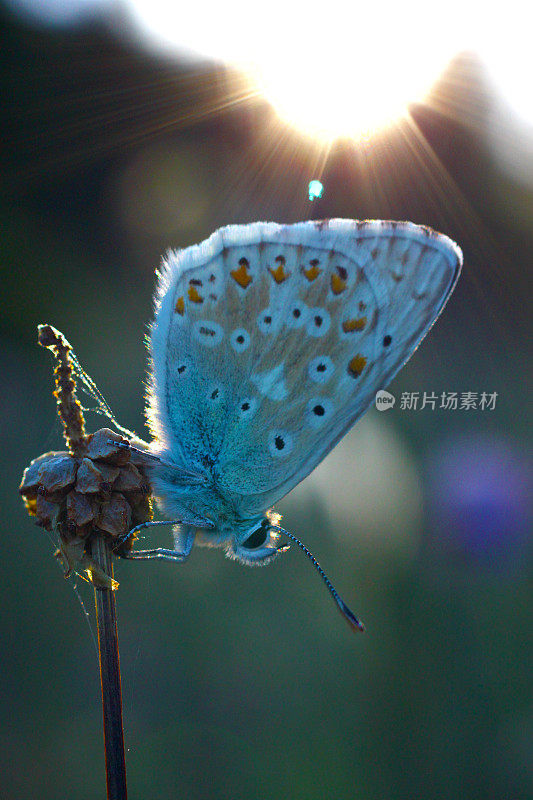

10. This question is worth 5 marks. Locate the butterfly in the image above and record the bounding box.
[120,219,462,630]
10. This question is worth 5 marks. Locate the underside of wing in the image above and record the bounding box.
[147,220,462,517]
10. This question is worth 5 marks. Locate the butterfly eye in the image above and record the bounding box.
[229,519,286,565]
[383,334,392,347]
[242,520,269,549]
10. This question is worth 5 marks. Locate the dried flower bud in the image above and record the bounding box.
[20,451,69,499]
[86,428,130,466]
[66,490,95,527]
[98,463,121,484]
[114,463,144,493]
[37,454,78,494]
[21,325,156,590]
[76,458,103,493]
[96,493,132,538]
[21,422,153,584]
[76,458,120,493]
[35,494,61,530]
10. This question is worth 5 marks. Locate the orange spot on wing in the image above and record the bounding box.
[188,285,203,303]
[331,273,347,295]
[268,256,290,284]
[342,316,366,333]
[231,258,252,288]
[175,296,185,315]
[348,354,367,377]
[301,259,321,281]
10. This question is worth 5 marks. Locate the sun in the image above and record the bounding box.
[124,0,502,141]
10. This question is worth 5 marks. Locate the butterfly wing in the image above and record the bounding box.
[147,220,461,517]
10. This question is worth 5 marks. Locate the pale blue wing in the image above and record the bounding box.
[147,220,461,518]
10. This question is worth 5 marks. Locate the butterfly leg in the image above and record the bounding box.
[117,522,196,562]
[121,546,192,562]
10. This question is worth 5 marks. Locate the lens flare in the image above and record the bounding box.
[126,0,462,140]
[126,0,533,140]
[308,180,324,201]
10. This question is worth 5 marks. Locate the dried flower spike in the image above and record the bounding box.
[21,324,133,797]
[19,325,153,587]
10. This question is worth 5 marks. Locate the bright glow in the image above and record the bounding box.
[477,21,533,129]
[126,0,464,140]
[308,180,324,201]
[246,9,458,141]
[126,0,533,139]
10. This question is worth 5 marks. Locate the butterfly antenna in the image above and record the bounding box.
[275,528,365,632]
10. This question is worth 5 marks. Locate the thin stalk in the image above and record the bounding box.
[91,536,128,800]
[37,325,128,799]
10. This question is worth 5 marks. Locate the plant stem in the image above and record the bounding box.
[91,535,128,800]
[37,324,128,798]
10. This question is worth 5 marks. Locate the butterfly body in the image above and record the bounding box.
[142,219,461,566]
[145,432,281,563]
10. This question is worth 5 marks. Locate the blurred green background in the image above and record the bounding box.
[1,3,531,799]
